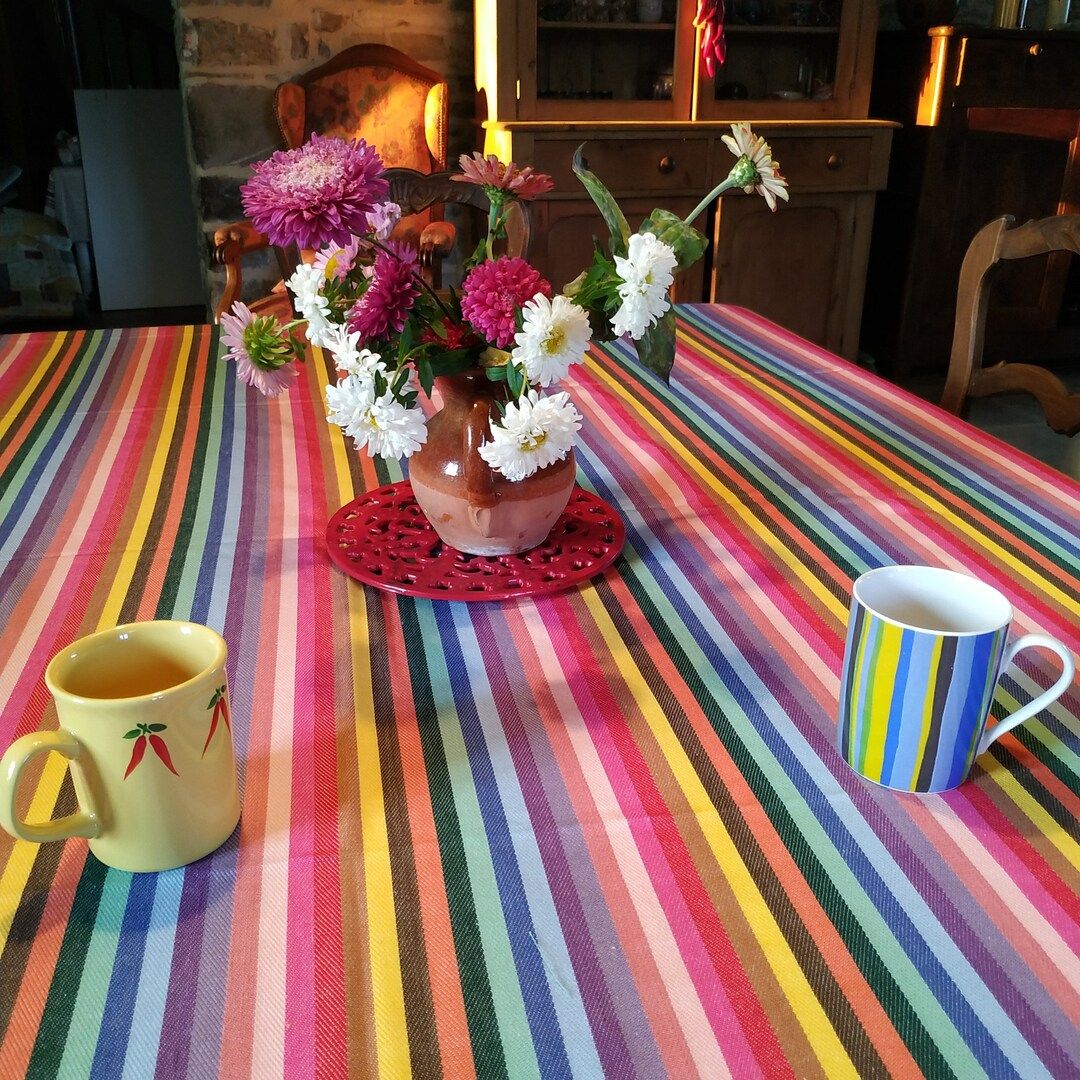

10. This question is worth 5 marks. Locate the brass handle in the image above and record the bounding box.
[1028,43,1041,57]
[826,152,844,171]
[658,154,676,174]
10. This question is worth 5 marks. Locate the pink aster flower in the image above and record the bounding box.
[347,241,421,343]
[451,153,554,201]
[461,257,551,348]
[240,133,388,250]
[220,301,298,397]
[313,235,361,281]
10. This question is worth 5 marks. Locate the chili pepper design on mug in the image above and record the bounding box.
[123,724,179,778]
[202,685,230,756]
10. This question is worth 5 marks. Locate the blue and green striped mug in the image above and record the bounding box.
[838,566,1074,793]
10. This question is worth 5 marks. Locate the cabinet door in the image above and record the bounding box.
[710,192,871,357]
[530,197,708,302]
[516,0,697,122]
[692,0,875,122]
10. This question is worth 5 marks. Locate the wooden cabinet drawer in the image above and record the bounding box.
[530,138,711,196]
[765,137,874,192]
[956,39,1079,109]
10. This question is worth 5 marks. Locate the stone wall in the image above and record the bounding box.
[173,0,475,307]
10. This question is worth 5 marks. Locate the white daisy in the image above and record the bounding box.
[511,293,592,387]
[322,326,387,379]
[721,123,789,211]
[611,232,678,339]
[325,375,427,460]
[478,389,582,482]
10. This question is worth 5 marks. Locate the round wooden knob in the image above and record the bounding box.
[826,152,844,171]
[658,154,676,174]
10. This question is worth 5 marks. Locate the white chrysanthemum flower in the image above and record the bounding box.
[511,293,592,387]
[478,389,581,482]
[304,305,335,348]
[323,326,387,379]
[611,232,677,339]
[287,262,336,346]
[286,262,326,310]
[325,374,427,460]
[722,122,789,211]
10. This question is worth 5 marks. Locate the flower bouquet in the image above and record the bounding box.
[222,124,786,558]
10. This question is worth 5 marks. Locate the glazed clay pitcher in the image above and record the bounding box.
[409,371,576,556]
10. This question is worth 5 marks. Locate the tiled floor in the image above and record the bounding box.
[897,361,1080,481]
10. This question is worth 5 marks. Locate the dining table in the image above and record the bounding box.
[0,304,1077,1080]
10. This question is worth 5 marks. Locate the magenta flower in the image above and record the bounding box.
[451,153,555,201]
[240,133,388,250]
[347,242,421,343]
[220,301,298,397]
[461,257,551,347]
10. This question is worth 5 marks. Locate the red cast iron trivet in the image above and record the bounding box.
[325,481,625,601]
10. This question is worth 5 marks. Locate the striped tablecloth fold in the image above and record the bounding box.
[0,306,1077,1079]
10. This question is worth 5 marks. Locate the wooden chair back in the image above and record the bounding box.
[274,44,448,171]
[383,168,530,262]
[941,214,1080,436]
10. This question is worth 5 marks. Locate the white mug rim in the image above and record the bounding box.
[852,565,1013,638]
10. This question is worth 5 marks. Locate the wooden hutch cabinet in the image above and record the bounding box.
[474,0,894,359]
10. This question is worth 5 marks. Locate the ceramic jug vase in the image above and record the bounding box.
[408,372,576,556]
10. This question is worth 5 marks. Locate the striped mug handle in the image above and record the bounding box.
[978,634,1075,756]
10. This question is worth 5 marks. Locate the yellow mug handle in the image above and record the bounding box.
[0,730,101,843]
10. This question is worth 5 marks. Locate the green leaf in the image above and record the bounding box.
[148,724,167,732]
[417,356,434,398]
[391,366,410,395]
[373,371,388,398]
[506,362,524,398]
[633,307,677,382]
[485,365,508,382]
[639,209,708,271]
[430,349,478,378]
[572,144,630,258]
[123,728,142,739]
[396,320,414,364]
[429,319,447,340]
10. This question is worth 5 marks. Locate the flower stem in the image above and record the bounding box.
[684,175,739,226]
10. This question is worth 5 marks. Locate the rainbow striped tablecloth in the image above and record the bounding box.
[1,306,1078,1079]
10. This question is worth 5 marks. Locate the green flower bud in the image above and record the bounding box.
[728,155,759,189]
[243,316,295,370]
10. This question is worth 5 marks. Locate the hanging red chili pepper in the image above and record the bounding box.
[694,0,727,77]
[202,685,230,756]
[122,723,179,778]
[148,733,179,776]
[123,733,147,779]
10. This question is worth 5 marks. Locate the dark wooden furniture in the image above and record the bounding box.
[894,27,1080,376]
[941,214,1080,436]
[211,44,450,321]
[476,0,893,360]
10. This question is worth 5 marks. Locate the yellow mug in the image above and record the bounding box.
[0,621,241,873]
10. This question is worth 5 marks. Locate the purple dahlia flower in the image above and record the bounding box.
[240,133,388,250]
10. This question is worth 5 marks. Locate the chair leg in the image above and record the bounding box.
[971,362,1080,437]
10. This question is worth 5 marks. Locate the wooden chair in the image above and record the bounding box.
[211,43,452,322]
[941,215,1080,437]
